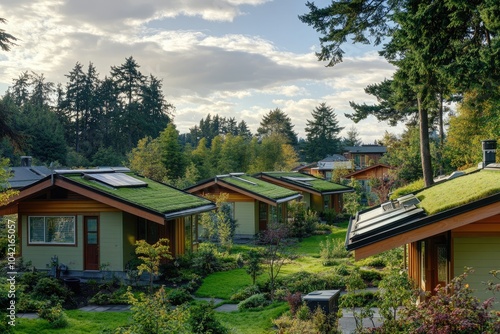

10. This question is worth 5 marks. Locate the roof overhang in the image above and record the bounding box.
[347,193,500,260]
[257,173,353,196]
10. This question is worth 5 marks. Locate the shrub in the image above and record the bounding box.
[122,286,190,334]
[285,291,303,315]
[192,243,221,276]
[32,277,70,304]
[188,302,228,334]
[319,238,350,261]
[359,269,383,284]
[89,287,128,305]
[230,285,260,302]
[237,293,269,310]
[166,288,193,306]
[18,271,49,293]
[401,268,500,333]
[38,302,68,329]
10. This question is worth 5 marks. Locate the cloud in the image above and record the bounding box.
[0,0,400,145]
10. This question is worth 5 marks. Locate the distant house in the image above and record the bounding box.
[185,173,302,239]
[342,145,387,170]
[254,171,353,216]
[346,161,500,304]
[312,155,353,180]
[0,166,215,277]
[342,164,393,204]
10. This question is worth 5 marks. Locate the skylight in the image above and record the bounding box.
[83,173,147,188]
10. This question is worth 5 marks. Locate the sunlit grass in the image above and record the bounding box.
[216,302,289,334]
[14,310,131,334]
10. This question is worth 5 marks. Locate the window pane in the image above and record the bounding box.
[45,216,75,244]
[87,218,97,232]
[29,217,45,243]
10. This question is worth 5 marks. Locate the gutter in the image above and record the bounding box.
[164,204,217,220]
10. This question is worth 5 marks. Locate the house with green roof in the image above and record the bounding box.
[0,167,215,277]
[185,173,302,238]
[254,171,354,218]
[346,163,500,304]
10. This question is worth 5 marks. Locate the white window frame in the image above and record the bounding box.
[28,216,76,245]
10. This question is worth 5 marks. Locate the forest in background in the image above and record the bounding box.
[0,54,498,190]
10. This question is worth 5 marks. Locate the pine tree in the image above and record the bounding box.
[304,103,344,162]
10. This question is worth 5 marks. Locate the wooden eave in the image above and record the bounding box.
[351,194,500,260]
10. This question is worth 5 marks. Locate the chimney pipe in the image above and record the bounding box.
[20,156,32,167]
[482,140,497,168]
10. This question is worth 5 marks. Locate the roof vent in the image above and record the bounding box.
[20,156,32,167]
[482,140,497,168]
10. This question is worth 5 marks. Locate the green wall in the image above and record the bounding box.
[454,236,500,307]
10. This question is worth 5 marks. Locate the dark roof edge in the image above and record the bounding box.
[165,204,217,219]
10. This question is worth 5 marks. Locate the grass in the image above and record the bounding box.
[417,170,500,214]
[216,303,289,334]
[13,310,131,333]
[196,268,267,300]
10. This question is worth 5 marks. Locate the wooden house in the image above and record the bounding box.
[342,164,393,204]
[185,173,302,239]
[342,145,387,170]
[0,167,215,277]
[254,171,353,215]
[346,165,500,304]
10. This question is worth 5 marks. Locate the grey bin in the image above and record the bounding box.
[303,290,340,315]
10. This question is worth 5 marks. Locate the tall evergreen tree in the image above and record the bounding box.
[304,103,344,162]
[0,18,17,52]
[300,0,499,186]
[257,108,298,145]
[64,62,86,153]
[158,123,186,181]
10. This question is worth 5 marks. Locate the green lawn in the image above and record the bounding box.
[14,223,350,334]
[216,303,289,334]
[13,310,131,333]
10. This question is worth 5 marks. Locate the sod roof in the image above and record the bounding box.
[63,173,214,214]
[259,171,352,192]
[218,174,300,200]
[416,169,500,215]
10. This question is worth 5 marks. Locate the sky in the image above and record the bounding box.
[0,0,401,143]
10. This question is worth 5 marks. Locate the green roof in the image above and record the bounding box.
[219,174,299,200]
[261,172,351,192]
[416,170,500,215]
[64,173,213,214]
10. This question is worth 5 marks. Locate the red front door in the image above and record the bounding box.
[84,216,99,270]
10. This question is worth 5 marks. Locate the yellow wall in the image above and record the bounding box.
[99,212,124,271]
[235,201,256,235]
[454,237,500,306]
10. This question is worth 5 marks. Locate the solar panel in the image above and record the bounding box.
[83,173,147,188]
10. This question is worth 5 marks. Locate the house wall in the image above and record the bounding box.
[302,192,311,209]
[234,201,257,237]
[99,211,125,272]
[20,214,84,271]
[453,236,500,305]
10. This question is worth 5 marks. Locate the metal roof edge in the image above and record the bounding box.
[164,204,217,219]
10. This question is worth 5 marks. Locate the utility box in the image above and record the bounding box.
[303,290,341,315]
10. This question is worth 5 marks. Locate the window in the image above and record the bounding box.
[29,216,76,245]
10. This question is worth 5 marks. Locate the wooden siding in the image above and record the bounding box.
[235,201,257,236]
[122,213,137,270]
[99,212,124,271]
[454,236,500,306]
[19,200,119,214]
[311,194,323,212]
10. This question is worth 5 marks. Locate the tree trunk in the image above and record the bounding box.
[417,95,434,187]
